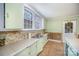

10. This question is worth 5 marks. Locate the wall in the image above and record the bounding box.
[45,16,79,33]
[76,16,79,33]
[45,17,64,33]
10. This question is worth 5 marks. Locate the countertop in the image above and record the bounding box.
[0,33,47,56]
[65,35,79,53]
[0,38,40,56]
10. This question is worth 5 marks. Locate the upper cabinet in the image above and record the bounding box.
[0,3,4,29]
[5,3,24,29]
[0,3,44,30]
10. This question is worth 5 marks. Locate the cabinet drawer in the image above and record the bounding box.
[15,47,30,56]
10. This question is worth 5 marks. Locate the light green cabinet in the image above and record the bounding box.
[15,37,48,56]
[36,38,47,54]
[42,37,48,46]
[36,41,43,54]
[5,3,24,29]
[15,47,30,56]
[64,42,79,56]
[30,43,37,56]
[68,47,75,56]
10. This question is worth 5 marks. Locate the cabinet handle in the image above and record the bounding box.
[6,13,9,18]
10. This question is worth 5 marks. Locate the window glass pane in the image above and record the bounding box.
[24,6,32,29]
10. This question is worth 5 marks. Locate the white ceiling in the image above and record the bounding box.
[28,3,79,18]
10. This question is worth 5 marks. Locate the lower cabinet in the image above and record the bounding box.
[64,43,79,56]
[15,47,30,56]
[36,39,43,54]
[68,47,75,56]
[15,38,48,56]
[43,37,48,46]
[36,38,48,54]
[30,43,37,56]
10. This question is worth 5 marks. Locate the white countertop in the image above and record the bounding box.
[65,36,79,52]
[0,38,40,56]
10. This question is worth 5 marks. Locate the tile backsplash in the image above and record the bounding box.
[0,31,28,46]
[0,30,44,46]
[29,31,44,38]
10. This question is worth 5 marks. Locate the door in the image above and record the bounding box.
[63,20,76,40]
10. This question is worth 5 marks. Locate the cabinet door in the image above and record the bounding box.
[15,47,30,56]
[0,3,4,29]
[5,3,24,29]
[68,47,77,56]
[43,37,48,46]
[36,39,43,54]
[30,43,37,56]
[68,47,75,56]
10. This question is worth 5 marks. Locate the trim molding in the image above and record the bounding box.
[4,3,5,28]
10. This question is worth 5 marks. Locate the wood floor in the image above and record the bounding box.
[39,40,64,56]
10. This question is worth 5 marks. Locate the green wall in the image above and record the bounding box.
[76,16,79,32]
[46,19,63,32]
[45,17,63,32]
[45,16,79,33]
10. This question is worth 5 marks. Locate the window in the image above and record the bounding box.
[24,6,32,29]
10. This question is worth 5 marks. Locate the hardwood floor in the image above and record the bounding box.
[39,40,64,56]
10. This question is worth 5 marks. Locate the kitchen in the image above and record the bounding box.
[0,3,79,56]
